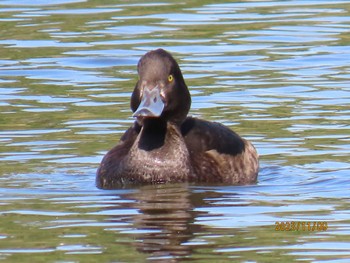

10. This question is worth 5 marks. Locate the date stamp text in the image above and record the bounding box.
[275,221,328,231]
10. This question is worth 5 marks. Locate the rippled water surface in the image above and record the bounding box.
[1,0,350,262]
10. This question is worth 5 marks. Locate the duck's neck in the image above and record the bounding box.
[138,118,167,151]
[127,118,192,182]
[135,118,190,165]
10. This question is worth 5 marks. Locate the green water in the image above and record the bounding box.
[0,0,349,262]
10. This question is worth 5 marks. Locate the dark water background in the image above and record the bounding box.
[0,0,349,262]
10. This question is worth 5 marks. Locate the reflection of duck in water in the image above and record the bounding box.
[123,184,196,260]
[113,184,226,261]
[96,49,259,189]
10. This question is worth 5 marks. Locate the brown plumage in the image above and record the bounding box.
[96,49,259,189]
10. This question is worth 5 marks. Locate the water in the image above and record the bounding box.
[0,0,349,262]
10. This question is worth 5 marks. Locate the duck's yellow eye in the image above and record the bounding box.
[168,74,174,82]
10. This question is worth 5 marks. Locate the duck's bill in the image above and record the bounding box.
[133,86,165,117]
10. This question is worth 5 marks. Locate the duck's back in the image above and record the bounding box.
[181,117,259,184]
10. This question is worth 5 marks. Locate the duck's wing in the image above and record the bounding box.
[181,117,259,184]
[181,117,245,155]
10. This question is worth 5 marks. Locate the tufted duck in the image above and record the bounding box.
[96,49,259,189]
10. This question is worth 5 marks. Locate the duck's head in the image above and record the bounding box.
[131,49,191,125]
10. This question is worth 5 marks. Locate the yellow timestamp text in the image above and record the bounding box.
[275,221,328,231]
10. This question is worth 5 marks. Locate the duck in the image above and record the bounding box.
[96,48,259,189]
